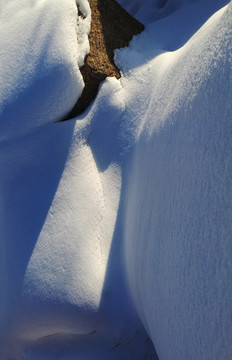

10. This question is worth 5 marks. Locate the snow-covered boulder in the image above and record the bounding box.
[0,0,90,141]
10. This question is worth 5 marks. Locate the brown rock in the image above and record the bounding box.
[66,0,144,118]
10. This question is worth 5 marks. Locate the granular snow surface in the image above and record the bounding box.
[0,0,231,359]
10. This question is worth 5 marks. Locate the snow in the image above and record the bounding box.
[123,3,232,359]
[0,0,231,359]
[0,0,90,141]
[117,0,229,24]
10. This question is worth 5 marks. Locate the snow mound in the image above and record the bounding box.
[0,0,90,141]
[123,3,232,360]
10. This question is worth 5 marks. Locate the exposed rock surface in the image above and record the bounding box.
[68,0,144,117]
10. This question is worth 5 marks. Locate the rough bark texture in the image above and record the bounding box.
[67,0,144,118]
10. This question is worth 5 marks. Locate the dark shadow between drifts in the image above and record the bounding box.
[64,0,144,119]
[0,120,75,354]
[0,7,75,303]
[96,164,160,359]
[87,95,159,356]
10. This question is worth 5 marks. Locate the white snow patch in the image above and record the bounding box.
[0,0,90,141]
[123,3,232,360]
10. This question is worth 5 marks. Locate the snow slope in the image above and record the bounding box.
[0,0,231,359]
[0,2,147,358]
[119,2,232,359]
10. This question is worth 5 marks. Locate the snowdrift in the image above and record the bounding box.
[123,3,232,360]
[0,0,90,140]
[0,0,231,359]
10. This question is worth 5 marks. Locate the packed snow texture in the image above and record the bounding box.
[0,0,231,359]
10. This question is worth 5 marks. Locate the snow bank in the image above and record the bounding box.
[0,84,151,359]
[0,0,90,141]
[122,2,232,360]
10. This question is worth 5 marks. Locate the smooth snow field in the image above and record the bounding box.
[0,0,231,359]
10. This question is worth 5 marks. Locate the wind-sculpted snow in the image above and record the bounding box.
[0,0,90,141]
[0,0,231,359]
[122,2,232,360]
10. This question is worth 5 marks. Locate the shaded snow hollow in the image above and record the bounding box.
[0,0,231,360]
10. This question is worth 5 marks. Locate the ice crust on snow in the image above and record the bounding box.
[0,0,231,359]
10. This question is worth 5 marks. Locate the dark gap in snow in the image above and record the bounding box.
[77,4,86,19]
[64,0,144,119]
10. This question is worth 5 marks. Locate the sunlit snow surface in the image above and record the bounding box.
[0,0,90,140]
[0,0,231,359]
